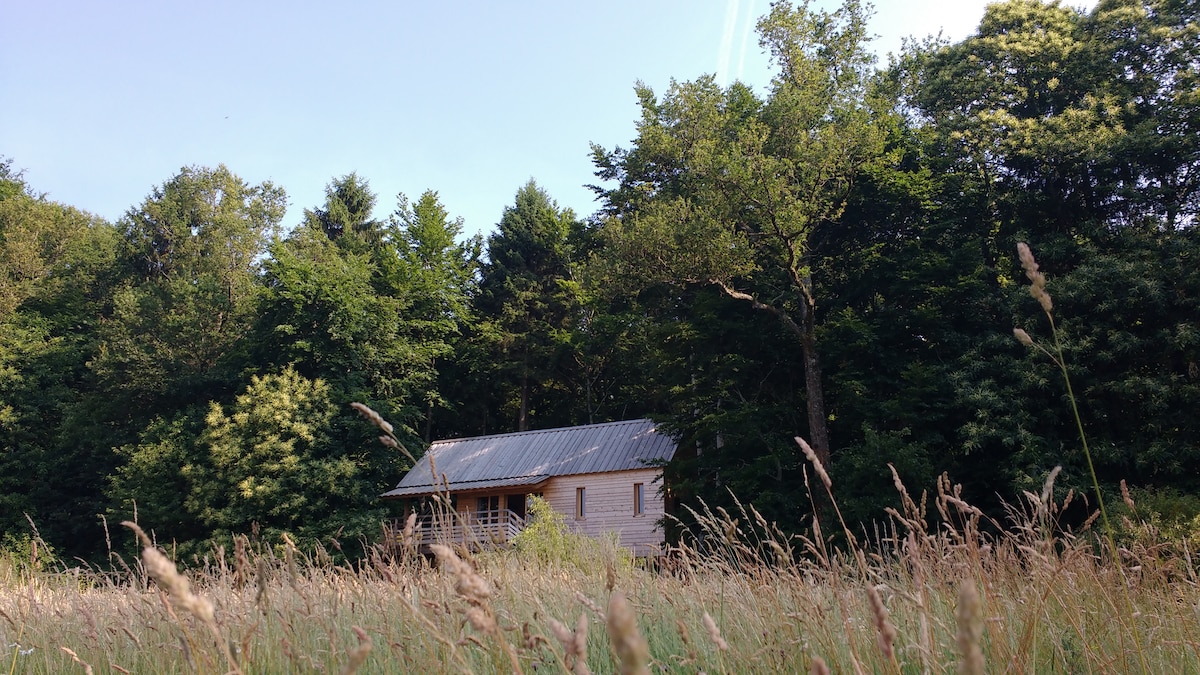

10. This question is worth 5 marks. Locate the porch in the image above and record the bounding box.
[390,508,529,550]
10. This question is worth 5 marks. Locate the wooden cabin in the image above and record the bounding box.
[381,419,676,555]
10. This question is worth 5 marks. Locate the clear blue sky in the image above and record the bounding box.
[2,1,1095,239]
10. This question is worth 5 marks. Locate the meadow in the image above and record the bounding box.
[3,463,1197,675]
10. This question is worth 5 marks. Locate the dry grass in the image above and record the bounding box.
[2,465,1198,674]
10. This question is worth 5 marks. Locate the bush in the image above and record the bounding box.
[511,496,631,572]
[1115,486,1200,553]
[0,531,57,581]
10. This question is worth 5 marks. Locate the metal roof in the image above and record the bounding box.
[381,474,550,498]
[381,419,675,499]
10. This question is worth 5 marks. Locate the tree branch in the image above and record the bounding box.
[708,277,804,339]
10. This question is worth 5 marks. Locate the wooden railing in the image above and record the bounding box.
[393,509,528,550]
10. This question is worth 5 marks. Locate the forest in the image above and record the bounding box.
[1,0,1197,563]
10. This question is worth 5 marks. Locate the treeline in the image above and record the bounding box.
[2,0,1197,561]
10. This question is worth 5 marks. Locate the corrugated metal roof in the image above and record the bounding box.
[382,419,675,499]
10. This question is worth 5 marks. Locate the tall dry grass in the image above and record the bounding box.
[2,459,1197,674]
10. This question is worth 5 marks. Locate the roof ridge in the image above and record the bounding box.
[430,417,654,445]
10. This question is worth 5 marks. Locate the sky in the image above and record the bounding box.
[2,0,1098,239]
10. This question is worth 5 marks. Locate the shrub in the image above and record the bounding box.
[512,496,631,572]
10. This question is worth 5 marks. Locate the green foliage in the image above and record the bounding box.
[257,225,405,393]
[186,368,351,537]
[303,172,381,244]
[1115,487,1200,552]
[591,0,892,469]
[390,189,481,334]
[257,177,474,446]
[511,496,632,572]
[511,496,571,563]
[0,156,27,200]
[471,181,584,432]
[0,531,57,579]
[3,0,1200,563]
[0,182,121,554]
[93,164,284,413]
[108,411,206,542]
[389,190,482,438]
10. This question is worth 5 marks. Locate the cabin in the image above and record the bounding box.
[381,419,676,555]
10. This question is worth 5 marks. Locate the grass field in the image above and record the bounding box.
[3,465,1198,675]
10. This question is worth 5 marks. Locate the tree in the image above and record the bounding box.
[304,172,381,244]
[391,190,480,326]
[107,410,208,544]
[255,177,446,435]
[890,0,1200,504]
[475,180,582,431]
[0,163,121,554]
[184,367,381,544]
[92,165,285,412]
[389,190,482,439]
[591,0,888,466]
[253,176,481,513]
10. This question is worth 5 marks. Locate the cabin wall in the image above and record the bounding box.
[542,468,668,555]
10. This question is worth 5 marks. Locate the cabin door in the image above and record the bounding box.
[507,494,526,520]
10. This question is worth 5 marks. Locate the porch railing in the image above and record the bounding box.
[393,508,528,549]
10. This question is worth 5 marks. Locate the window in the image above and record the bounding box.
[634,482,645,516]
[477,496,500,523]
[576,487,586,519]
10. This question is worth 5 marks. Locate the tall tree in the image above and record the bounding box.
[591,0,889,466]
[92,165,285,412]
[475,181,582,431]
[891,0,1200,502]
[252,176,455,479]
[184,367,373,544]
[304,172,381,244]
[389,190,482,439]
[0,166,120,551]
[80,166,284,554]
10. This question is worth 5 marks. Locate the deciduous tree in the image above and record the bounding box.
[591,0,888,467]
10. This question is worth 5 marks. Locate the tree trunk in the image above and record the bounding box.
[799,298,831,469]
[518,357,530,432]
[425,399,433,443]
[712,278,831,467]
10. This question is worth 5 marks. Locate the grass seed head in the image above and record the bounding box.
[465,606,498,635]
[575,590,605,620]
[607,591,650,675]
[350,402,394,434]
[550,618,575,648]
[430,544,491,605]
[702,612,728,651]
[551,615,592,675]
[142,546,216,624]
[60,647,95,675]
[867,584,897,661]
[1040,466,1063,513]
[1121,479,1137,513]
[340,626,372,675]
[956,581,985,675]
[796,436,831,489]
[1017,242,1053,313]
